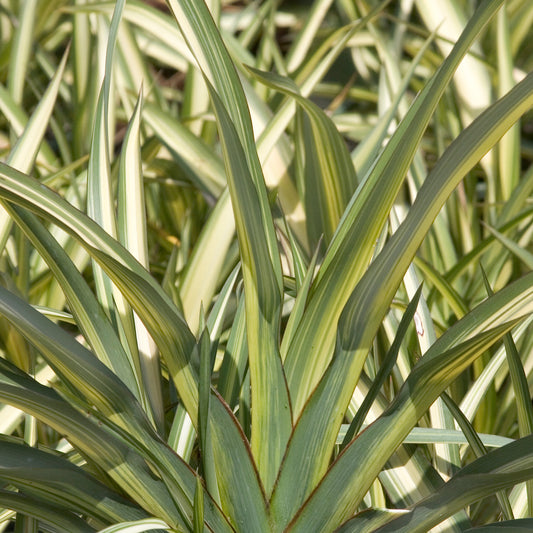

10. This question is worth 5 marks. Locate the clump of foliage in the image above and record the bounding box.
[0,0,532,532]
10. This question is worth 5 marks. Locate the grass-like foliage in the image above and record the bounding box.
[0,0,533,531]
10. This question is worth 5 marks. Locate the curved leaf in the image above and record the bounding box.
[373,435,533,532]
[283,0,506,417]
[287,270,533,531]
[0,161,199,423]
[0,438,146,526]
[0,359,184,528]
[271,63,533,531]
[247,66,356,249]
[166,0,290,492]
[0,488,95,533]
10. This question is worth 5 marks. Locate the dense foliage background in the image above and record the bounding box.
[0,0,532,532]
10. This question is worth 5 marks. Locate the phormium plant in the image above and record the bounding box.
[0,0,532,531]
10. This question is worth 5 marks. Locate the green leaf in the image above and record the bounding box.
[0,488,95,533]
[217,295,247,408]
[209,82,291,491]
[207,83,290,502]
[0,359,184,528]
[247,65,356,249]
[166,0,291,492]
[413,256,469,319]
[67,0,194,68]
[193,476,205,533]
[0,161,199,425]
[284,0,335,73]
[272,2,519,526]
[351,26,438,178]
[288,270,533,531]
[280,243,321,357]
[208,394,270,532]
[441,392,514,520]
[0,282,150,432]
[496,5,520,202]
[481,269,533,515]
[86,5,145,398]
[205,264,240,342]
[283,0,508,418]
[341,285,423,449]
[118,87,164,430]
[0,234,231,532]
[87,0,121,289]
[3,206,142,402]
[7,0,37,105]
[442,206,533,285]
[0,176,261,531]
[197,322,219,503]
[371,435,533,533]
[256,2,390,168]
[0,437,147,526]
